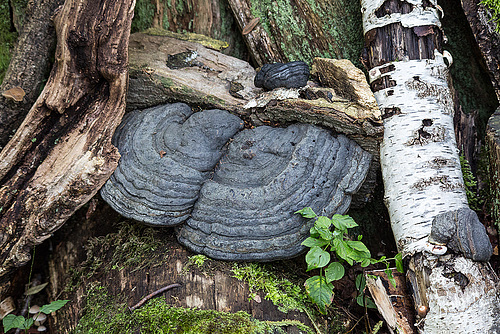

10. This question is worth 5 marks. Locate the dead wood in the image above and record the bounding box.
[0,0,135,298]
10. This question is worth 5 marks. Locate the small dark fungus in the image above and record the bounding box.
[254,61,310,91]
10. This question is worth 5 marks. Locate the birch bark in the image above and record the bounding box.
[361,0,500,332]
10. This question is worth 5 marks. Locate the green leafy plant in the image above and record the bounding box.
[295,207,403,314]
[3,300,70,332]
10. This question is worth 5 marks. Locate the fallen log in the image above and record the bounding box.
[361,0,500,332]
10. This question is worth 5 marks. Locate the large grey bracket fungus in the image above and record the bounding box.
[254,61,310,91]
[176,124,372,261]
[429,208,493,262]
[100,103,243,226]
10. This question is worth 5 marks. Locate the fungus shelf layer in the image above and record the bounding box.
[176,124,372,261]
[100,103,244,226]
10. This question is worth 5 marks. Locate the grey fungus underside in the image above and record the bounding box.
[101,103,372,261]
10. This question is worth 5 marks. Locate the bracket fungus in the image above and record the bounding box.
[254,61,310,91]
[176,124,372,261]
[102,103,372,261]
[100,103,243,226]
[429,207,493,262]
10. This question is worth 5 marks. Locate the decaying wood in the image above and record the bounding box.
[362,0,500,332]
[365,269,414,333]
[487,107,500,225]
[0,0,64,150]
[48,201,316,333]
[460,0,500,100]
[0,0,135,299]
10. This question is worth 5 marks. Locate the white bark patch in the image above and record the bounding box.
[424,257,500,333]
[371,52,468,256]
[361,0,441,32]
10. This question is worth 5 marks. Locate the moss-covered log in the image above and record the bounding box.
[227,0,364,66]
[48,200,329,333]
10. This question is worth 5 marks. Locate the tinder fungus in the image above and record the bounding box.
[101,103,243,226]
[254,61,310,91]
[176,124,372,261]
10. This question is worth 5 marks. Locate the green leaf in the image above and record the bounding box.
[325,262,345,282]
[385,269,397,288]
[25,282,49,296]
[356,293,378,309]
[335,240,353,266]
[360,259,371,267]
[295,207,317,218]
[331,214,358,230]
[355,273,366,291]
[305,246,331,271]
[315,216,332,229]
[309,226,320,238]
[395,253,404,273]
[301,237,329,248]
[3,314,27,332]
[39,300,70,314]
[304,275,334,314]
[347,240,370,254]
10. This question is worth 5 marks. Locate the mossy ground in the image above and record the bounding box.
[72,283,285,334]
[0,0,17,84]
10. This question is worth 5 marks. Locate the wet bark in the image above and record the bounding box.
[0,0,134,298]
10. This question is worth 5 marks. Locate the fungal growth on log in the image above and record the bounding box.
[254,61,310,91]
[429,208,492,262]
[102,102,372,261]
[176,124,372,261]
[100,103,243,226]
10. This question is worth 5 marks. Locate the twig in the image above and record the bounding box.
[129,283,181,311]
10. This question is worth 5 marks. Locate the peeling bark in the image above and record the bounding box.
[361,0,500,332]
[0,0,135,298]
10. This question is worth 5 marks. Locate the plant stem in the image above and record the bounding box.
[128,283,181,311]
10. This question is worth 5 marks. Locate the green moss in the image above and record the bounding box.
[231,263,307,314]
[73,283,309,334]
[131,0,155,33]
[66,222,170,291]
[481,0,500,32]
[0,0,17,84]
[249,0,363,66]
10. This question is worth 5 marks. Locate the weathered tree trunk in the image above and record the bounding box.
[0,0,134,299]
[0,0,64,150]
[226,0,364,66]
[361,0,500,332]
[459,0,500,100]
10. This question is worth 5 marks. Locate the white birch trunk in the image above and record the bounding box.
[361,1,500,332]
